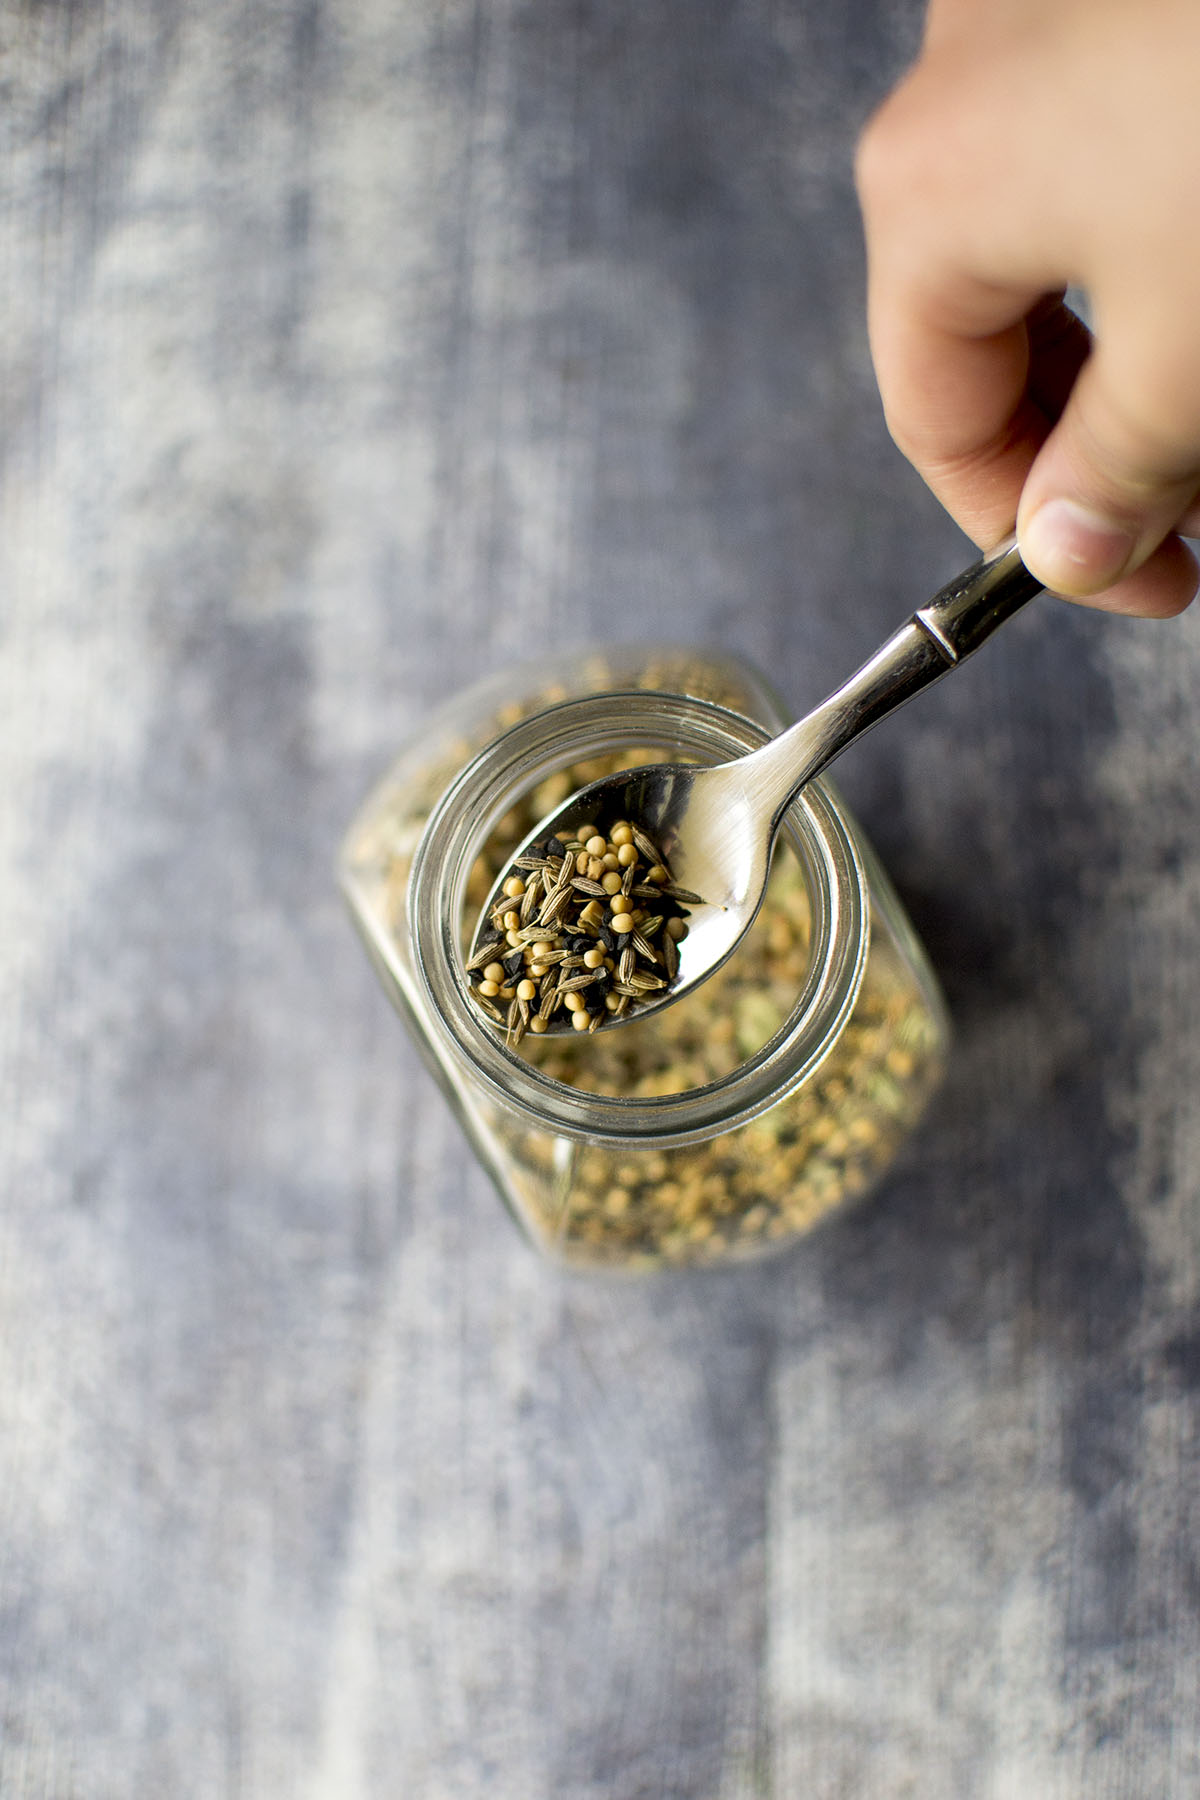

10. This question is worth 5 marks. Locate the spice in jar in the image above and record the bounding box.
[460,749,944,1267]
[341,649,949,1271]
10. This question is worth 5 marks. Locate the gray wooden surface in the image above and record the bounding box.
[4,3,1200,1795]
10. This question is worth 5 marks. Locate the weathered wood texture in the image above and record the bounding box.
[3,3,1200,1795]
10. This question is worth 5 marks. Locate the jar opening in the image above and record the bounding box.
[408,692,870,1147]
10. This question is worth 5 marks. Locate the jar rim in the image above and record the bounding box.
[407,690,869,1147]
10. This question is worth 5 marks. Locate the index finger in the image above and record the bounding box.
[864,274,1069,548]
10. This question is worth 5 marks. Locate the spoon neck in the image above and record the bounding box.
[742,539,1043,829]
[746,621,948,828]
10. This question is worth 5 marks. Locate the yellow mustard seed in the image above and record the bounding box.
[585,835,607,858]
[503,876,526,899]
[478,980,500,998]
[583,948,606,969]
[571,1011,591,1031]
[483,961,505,984]
[617,843,637,867]
[611,913,635,935]
[516,979,537,1001]
[610,894,631,916]
[611,824,633,847]
[601,871,623,894]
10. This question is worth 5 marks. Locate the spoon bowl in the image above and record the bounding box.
[501,756,779,1022]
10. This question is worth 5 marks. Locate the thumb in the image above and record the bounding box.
[1016,337,1200,603]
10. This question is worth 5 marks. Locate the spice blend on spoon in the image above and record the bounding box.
[465,821,704,1043]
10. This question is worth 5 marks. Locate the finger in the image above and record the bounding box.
[865,287,1049,550]
[1063,533,1198,619]
[1019,301,1200,611]
[1018,331,1200,608]
[869,282,1200,614]
[867,298,1103,552]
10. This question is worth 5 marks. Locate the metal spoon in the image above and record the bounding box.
[473,539,1042,1033]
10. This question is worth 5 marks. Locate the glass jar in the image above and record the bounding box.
[339,647,949,1271]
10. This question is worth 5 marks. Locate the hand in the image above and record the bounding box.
[855,0,1200,616]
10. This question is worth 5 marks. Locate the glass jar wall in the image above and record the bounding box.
[340,648,948,1270]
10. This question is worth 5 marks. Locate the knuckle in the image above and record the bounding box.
[855,54,967,214]
[854,83,922,211]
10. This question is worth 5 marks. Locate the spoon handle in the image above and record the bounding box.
[751,538,1044,831]
[913,535,1045,659]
